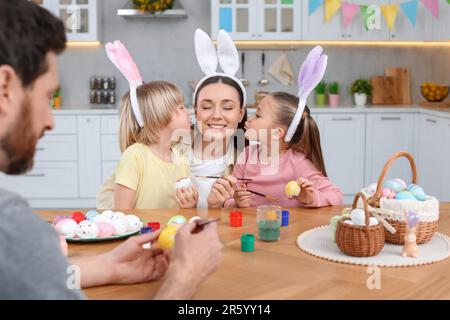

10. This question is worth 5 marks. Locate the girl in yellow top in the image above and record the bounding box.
[103,41,197,209]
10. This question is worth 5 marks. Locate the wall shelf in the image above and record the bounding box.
[118,0,187,19]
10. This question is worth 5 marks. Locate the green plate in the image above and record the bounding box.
[66,229,141,243]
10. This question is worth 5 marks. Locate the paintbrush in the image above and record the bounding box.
[194,175,253,182]
[192,217,221,234]
[247,189,279,202]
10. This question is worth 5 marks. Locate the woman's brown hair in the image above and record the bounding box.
[271,92,328,177]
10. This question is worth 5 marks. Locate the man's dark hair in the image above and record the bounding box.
[0,0,66,87]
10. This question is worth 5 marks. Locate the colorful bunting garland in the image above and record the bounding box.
[309,0,446,30]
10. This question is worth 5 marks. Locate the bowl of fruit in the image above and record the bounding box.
[420,82,449,102]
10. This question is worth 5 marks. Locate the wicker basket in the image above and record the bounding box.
[336,193,385,257]
[366,151,438,245]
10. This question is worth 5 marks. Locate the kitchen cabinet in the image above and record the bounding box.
[316,114,366,201]
[346,0,390,41]
[433,0,450,40]
[416,114,446,200]
[211,0,302,40]
[32,0,99,41]
[389,0,433,41]
[302,0,346,40]
[365,113,415,186]
[443,118,450,201]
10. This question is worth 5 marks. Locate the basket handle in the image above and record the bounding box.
[373,151,417,199]
[352,192,371,232]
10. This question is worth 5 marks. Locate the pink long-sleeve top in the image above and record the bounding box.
[224,145,343,208]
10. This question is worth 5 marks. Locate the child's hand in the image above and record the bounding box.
[207,175,237,208]
[176,185,199,209]
[234,184,252,208]
[296,177,316,205]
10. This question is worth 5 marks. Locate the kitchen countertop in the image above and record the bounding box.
[36,204,450,299]
[53,104,450,119]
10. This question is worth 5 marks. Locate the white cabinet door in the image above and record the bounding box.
[256,0,302,40]
[211,0,257,40]
[365,114,415,186]
[433,1,450,40]
[417,114,445,200]
[442,118,450,202]
[389,0,433,41]
[302,0,346,40]
[346,0,390,41]
[101,135,121,161]
[316,114,366,196]
[77,115,101,198]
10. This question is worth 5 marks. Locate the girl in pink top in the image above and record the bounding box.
[224,92,343,208]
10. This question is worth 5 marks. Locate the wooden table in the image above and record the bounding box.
[35,204,450,300]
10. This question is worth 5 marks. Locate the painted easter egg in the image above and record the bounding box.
[344,220,355,225]
[176,177,192,190]
[92,214,112,224]
[71,211,86,224]
[395,191,416,201]
[52,215,69,226]
[367,182,378,195]
[84,210,99,222]
[189,216,202,224]
[54,219,78,238]
[167,215,187,227]
[158,226,179,250]
[383,179,407,193]
[126,214,143,232]
[96,222,114,238]
[285,180,301,198]
[76,220,99,239]
[101,210,114,219]
[369,217,379,226]
[381,188,396,199]
[350,208,366,226]
[111,211,126,221]
[407,184,426,201]
[111,218,128,236]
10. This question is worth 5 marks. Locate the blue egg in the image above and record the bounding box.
[85,210,99,222]
[395,191,416,201]
[407,184,426,201]
[383,179,407,193]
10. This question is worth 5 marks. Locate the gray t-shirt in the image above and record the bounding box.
[0,188,85,299]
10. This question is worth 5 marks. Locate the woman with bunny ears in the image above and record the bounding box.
[183,29,249,208]
[97,41,197,209]
[223,46,343,208]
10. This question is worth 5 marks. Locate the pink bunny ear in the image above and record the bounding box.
[105,40,143,87]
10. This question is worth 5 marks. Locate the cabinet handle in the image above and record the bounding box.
[36,147,45,151]
[341,34,345,38]
[392,34,396,38]
[86,118,91,123]
[25,173,46,177]
[332,117,353,121]
[426,118,437,124]
[347,34,352,38]
[381,117,401,121]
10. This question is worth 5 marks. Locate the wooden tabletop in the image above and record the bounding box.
[35,204,450,300]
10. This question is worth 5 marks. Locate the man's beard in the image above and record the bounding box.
[0,96,39,175]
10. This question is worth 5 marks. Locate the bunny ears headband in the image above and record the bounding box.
[105,41,145,127]
[193,29,247,108]
[285,46,328,142]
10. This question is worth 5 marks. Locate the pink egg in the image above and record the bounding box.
[96,222,114,238]
[53,215,69,225]
[54,219,78,238]
[381,188,396,199]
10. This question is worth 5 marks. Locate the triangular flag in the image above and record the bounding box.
[342,2,359,28]
[361,5,381,31]
[381,4,399,31]
[325,0,341,22]
[421,0,439,18]
[309,0,324,15]
[400,0,418,27]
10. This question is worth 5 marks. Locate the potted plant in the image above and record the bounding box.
[328,82,340,107]
[315,81,327,106]
[133,0,174,14]
[52,87,61,109]
[350,78,372,107]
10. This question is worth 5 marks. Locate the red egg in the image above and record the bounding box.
[72,211,86,224]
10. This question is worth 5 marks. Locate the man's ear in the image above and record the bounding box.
[0,65,19,114]
[271,127,286,140]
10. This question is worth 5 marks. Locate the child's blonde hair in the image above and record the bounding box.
[270,92,328,177]
[119,81,184,152]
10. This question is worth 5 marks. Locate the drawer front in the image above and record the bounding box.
[101,135,121,161]
[102,161,118,184]
[35,135,78,161]
[47,116,77,135]
[101,116,119,134]
[0,162,79,198]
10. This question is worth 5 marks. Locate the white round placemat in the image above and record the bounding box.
[297,225,450,267]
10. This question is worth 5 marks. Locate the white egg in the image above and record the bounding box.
[350,208,366,226]
[367,182,378,195]
[92,215,112,224]
[111,218,128,235]
[369,217,379,226]
[344,220,355,225]
[189,216,202,223]
[76,220,99,239]
[101,210,114,219]
[176,177,192,190]
[112,211,126,219]
[126,215,143,232]
[55,219,78,238]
